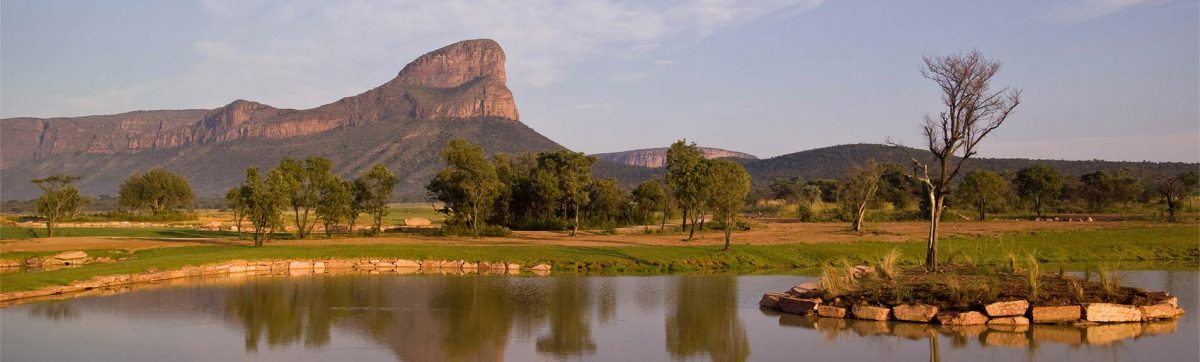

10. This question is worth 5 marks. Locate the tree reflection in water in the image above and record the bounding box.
[225,276,390,352]
[665,275,749,362]
[536,277,597,357]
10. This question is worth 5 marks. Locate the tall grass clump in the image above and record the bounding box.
[1069,278,1086,303]
[1098,264,1125,297]
[876,248,900,280]
[819,259,858,296]
[1024,253,1042,300]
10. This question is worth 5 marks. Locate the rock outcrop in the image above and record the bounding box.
[0,39,520,168]
[592,147,758,168]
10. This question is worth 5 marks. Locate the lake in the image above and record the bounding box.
[0,270,1195,361]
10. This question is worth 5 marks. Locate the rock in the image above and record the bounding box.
[817,305,847,318]
[779,297,821,315]
[1084,303,1142,323]
[987,316,1030,325]
[505,263,521,271]
[984,300,1029,317]
[1138,303,1185,320]
[851,305,891,321]
[893,304,939,322]
[395,259,420,269]
[288,261,312,270]
[404,218,432,226]
[1031,305,1081,323]
[528,264,551,271]
[789,281,819,295]
[0,259,21,268]
[53,250,89,261]
[849,265,875,278]
[759,292,788,309]
[936,311,988,325]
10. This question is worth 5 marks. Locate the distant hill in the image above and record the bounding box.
[0,39,559,200]
[592,147,757,168]
[591,143,1198,188]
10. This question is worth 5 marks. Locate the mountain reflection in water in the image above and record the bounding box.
[0,271,1195,362]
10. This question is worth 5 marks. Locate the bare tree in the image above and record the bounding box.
[901,50,1021,271]
[839,160,884,232]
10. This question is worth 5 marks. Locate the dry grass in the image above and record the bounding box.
[876,248,900,280]
[1025,253,1042,300]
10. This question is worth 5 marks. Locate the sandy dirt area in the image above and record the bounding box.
[0,219,1133,253]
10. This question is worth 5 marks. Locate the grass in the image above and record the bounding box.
[0,226,238,239]
[0,225,1196,293]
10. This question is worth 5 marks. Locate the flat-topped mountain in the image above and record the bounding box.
[0,39,551,200]
[592,147,758,168]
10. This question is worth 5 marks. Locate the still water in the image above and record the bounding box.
[1,271,1196,361]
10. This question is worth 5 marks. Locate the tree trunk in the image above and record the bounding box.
[660,207,667,231]
[45,221,53,237]
[853,200,868,231]
[976,199,986,221]
[570,204,580,237]
[1034,195,1043,218]
[687,215,697,240]
[643,210,650,232]
[681,209,689,230]
[723,225,732,251]
[925,193,943,271]
[698,212,705,232]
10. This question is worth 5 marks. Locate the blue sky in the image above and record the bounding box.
[2,0,1197,162]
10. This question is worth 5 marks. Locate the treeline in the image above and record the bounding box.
[753,162,1200,224]
[426,139,751,249]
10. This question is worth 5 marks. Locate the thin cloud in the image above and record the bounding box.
[1040,0,1153,24]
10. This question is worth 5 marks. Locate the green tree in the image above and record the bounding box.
[315,178,353,237]
[32,175,89,237]
[1077,170,1141,212]
[1015,164,1062,218]
[631,180,666,231]
[586,178,625,226]
[707,160,751,251]
[356,164,397,235]
[427,139,502,236]
[666,140,707,240]
[117,168,195,214]
[958,170,1011,221]
[274,157,335,239]
[534,150,595,236]
[1158,171,1199,222]
[838,160,884,232]
[239,167,287,246]
[224,187,246,234]
[903,50,1021,270]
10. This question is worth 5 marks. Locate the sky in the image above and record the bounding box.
[2,0,1197,162]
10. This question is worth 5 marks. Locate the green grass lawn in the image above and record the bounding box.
[0,225,1196,293]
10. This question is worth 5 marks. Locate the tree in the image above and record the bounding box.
[666,140,706,240]
[534,150,595,236]
[224,187,246,234]
[706,160,751,251]
[347,180,369,234]
[315,177,353,237]
[902,50,1021,270]
[958,170,1010,221]
[586,178,625,226]
[117,168,195,214]
[631,180,666,231]
[427,139,502,236]
[275,157,334,239]
[356,164,397,235]
[32,175,89,237]
[239,167,287,246]
[768,177,807,203]
[1077,170,1141,212]
[1015,164,1062,218]
[838,160,884,232]
[1158,171,1199,222]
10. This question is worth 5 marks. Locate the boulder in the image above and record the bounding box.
[893,304,938,322]
[984,300,1029,317]
[849,265,875,278]
[817,305,847,318]
[1084,303,1142,323]
[759,292,788,309]
[528,264,551,271]
[288,261,312,270]
[779,297,821,315]
[789,281,819,295]
[987,316,1030,325]
[1031,305,1081,323]
[505,263,521,271]
[394,259,420,269]
[936,311,988,325]
[851,305,891,321]
[52,251,88,260]
[1138,303,1185,320]
[0,259,21,268]
[404,218,432,226]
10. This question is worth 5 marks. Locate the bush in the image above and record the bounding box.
[439,223,513,237]
[479,225,512,237]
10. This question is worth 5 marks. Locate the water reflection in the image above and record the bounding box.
[0,271,1195,362]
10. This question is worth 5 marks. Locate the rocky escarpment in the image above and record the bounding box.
[0,39,520,167]
[592,147,758,168]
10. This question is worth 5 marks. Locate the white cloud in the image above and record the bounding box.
[1040,0,1153,24]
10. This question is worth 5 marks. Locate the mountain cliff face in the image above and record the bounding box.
[0,39,549,200]
[0,39,520,169]
[592,147,758,168]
